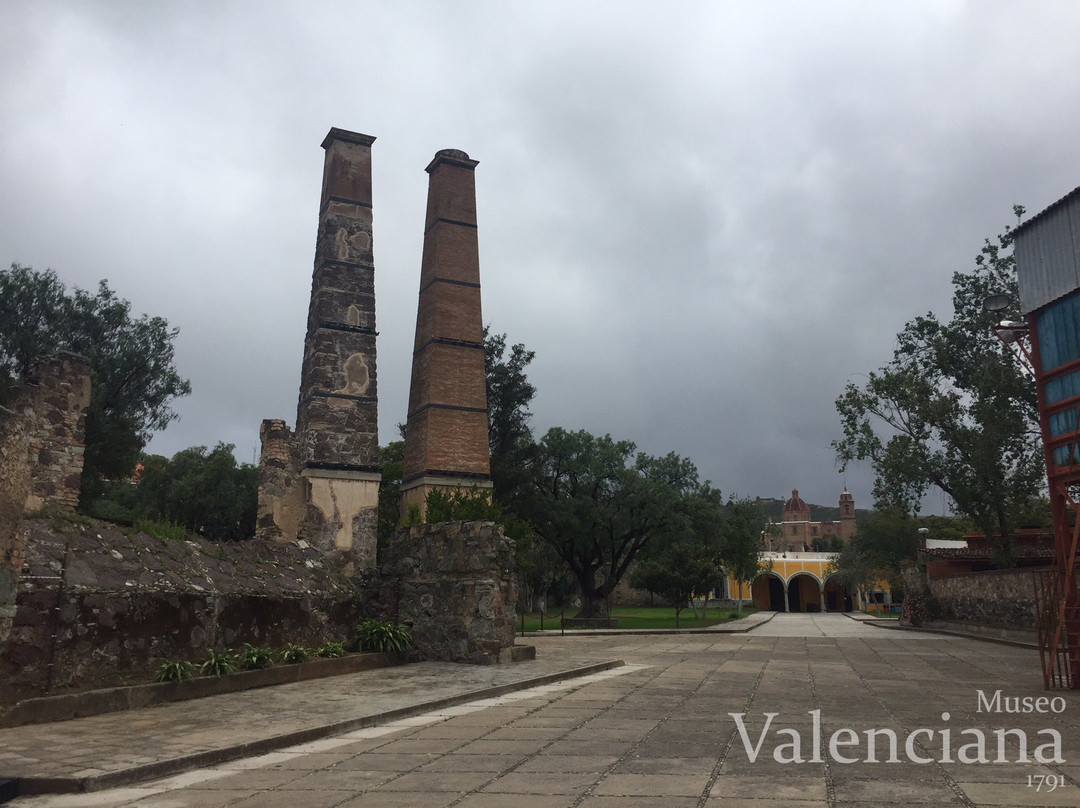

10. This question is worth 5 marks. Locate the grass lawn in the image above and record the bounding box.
[516,605,758,632]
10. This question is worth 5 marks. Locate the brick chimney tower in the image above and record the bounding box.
[258,127,381,568]
[400,149,492,518]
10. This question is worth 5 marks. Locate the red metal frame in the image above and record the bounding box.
[1025,314,1080,689]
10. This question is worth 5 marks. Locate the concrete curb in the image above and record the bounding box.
[0,651,407,728]
[15,658,626,796]
[519,610,777,637]
[857,618,1039,650]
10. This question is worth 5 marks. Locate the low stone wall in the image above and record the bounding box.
[378,521,517,664]
[927,566,1046,629]
[0,519,365,703]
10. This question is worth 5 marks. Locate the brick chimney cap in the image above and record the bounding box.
[321,128,376,150]
[426,149,479,173]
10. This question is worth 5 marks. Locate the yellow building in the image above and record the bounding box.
[722,552,894,613]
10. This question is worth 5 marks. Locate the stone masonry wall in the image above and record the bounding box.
[927,566,1046,628]
[1,353,91,649]
[256,419,306,542]
[0,405,31,646]
[377,521,516,664]
[22,353,92,513]
[0,519,365,703]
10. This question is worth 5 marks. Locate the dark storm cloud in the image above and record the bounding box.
[2,1,1080,513]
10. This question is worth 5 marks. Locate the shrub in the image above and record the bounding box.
[239,643,275,670]
[200,649,237,677]
[280,643,310,664]
[136,519,193,542]
[350,619,412,653]
[316,641,347,658]
[156,659,195,683]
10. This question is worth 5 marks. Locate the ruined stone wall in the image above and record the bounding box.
[1,353,91,650]
[927,566,1045,628]
[0,405,31,646]
[22,353,92,513]
[377,521,516,664]
[0,520,365,703]
[256,419,305,543]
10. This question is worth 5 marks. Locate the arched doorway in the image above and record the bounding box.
[823,577,850,612]
[788,573,822,613]
[751,573,787,611]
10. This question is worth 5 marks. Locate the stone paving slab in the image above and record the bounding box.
[7,614,1080,808]
[0,643,624,795]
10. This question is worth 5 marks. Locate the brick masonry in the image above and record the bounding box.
[401,149,492,517]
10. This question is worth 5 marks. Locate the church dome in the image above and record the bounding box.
[783,488,811,518]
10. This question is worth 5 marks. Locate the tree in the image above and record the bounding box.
[376,440,405,547]
[484,327,538,505]
[0,264,191,503]
[833,212,1043,566]
[136,443,257,541]
[521,427,704,617]
[719,497,767,612]
[630,488,726,626]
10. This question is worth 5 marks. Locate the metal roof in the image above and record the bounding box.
[1014,185,1080,315]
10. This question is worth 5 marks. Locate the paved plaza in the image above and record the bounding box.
[5,614,1080,807]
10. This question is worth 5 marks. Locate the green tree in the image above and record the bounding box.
[830,508,919,598]
[136,443,257,541]
[0,264,191,503]
[377,440,405,547]
[484,327,538,505]
[521,427,704,618]
[719,497,767,612]
[833,212,1043,566]
[630,487,726,625]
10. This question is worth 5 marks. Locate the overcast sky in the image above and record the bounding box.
[3,1,1079,512]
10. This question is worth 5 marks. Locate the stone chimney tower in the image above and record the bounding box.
[258,127,381,569]
[400,149,492,519]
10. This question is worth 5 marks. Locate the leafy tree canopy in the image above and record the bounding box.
[717,497,768,610]
[89,443,257,541]
[833,211,1043,565]
[0,264,191,502]
[520,427,710,617]
[484,327,538,505]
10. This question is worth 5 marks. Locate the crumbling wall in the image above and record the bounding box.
[21,353,92,513]
[256,419,306,542]
[0,404,31,645]
[1,520,365,703]
[378,521,516,664]
[1,352,91,650]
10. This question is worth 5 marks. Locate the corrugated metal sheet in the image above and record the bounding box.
[1015,186,1080,315]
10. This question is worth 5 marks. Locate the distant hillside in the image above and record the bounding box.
[753,497,873,524]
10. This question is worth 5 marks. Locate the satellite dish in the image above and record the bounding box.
[983,294,1012,313]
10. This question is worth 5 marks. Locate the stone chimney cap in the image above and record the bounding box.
[426,148,479,173]
[321,128,376,150]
